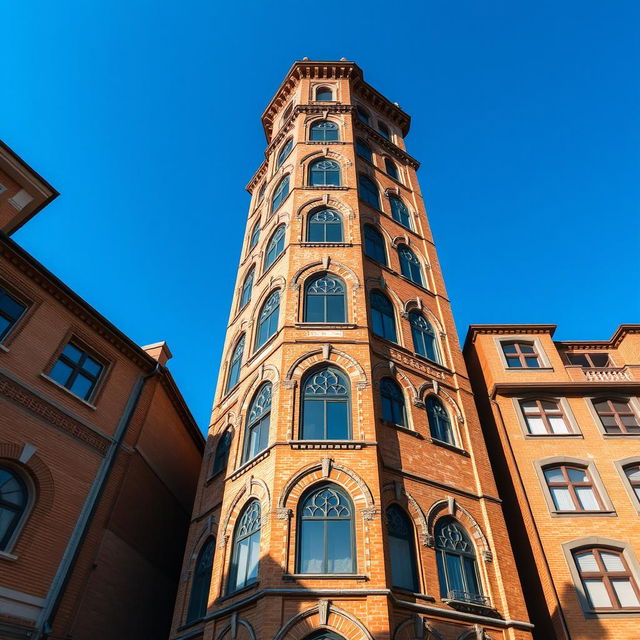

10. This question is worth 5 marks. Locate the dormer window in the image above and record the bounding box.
[567,352,611,368]
[501,341,541,369]
[315,86,333,101]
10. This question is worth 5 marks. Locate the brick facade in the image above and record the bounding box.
[171,60,533,640]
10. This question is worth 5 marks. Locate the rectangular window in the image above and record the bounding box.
[0,287,27,341]
[543,465,603,512]
[501,341,541,368]
[593,399,640,434]
[48,342,104,401]
[567,352,611,367]
[520,399,570,435]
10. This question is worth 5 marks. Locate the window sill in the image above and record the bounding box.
[602,433,640,438]
[524,433,584,439]
[227,447,272,481]
[429,437,469,457]
[283,573,368,581]
[391,587,435,602]
[39,373,97,410]
[0,343,9,353]
[305,140,346,145]
[257,246,287,284]
[443,597,500,618]
[381,421,424,439]
[289,440,371,450]
[295,323,357,330]
[0,550,18,562]
[504,367,554,372]
[550,510,617,518]
[246,329,282,365]
[216,581,260,604]
[300,242,353,248]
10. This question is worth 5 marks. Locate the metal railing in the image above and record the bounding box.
[447,590,491,607]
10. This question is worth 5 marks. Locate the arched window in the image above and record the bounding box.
[623,464,640,503]
[277,138,293,168]
[243,383,272,462]
[543,464,603,512]
[378,122,391,140]
[282,102,293,122]
[363,225,387,265]
[389,195,412,229]
[380,378,406,426]
[186,536,215,622]
[310,120,339,142]
[248,223,260,251]
[225,336,245,393]
[356,106,370,125]
[239,268,254,310]
[256,290,280,349]
[257,183,266,203]
[409,311,439,362]
[386,504,419,591]
[356,139,372,162]
[358,174,380,209]
[0,466,28,550]
[307,209,343,242]
[228,500,261,593]
[297,484,355,573]
[304,274,346,323]
[309,159,341,186]
[426,396,454,445]
[301,367,351,440]
[264,225,286,270]
[573,547,640,609]
[370,291,397,342]
[316,86,333,101]
[435,517,482,602]
[592,398,640,434]
[271,176,290,213]
[398,245,424,286]
[385,158,399,180]
[212,430,232,476]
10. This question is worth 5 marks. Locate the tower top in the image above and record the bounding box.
[260,59,411,142]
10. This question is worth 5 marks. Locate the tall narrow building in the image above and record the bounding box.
[171,60,533,640]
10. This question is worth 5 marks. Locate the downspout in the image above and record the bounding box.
[490,398,572,640]
[37,363,161,639]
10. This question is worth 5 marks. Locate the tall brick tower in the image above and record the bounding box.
[170,60,534,640]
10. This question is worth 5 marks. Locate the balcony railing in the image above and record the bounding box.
[447,590,491,607]
[583,367,631,382]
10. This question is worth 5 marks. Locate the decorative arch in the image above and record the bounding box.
[402,301,444,334]
[371,361,419,405]
[304,116,345,140]
[296,197,355,243]
[300,148,352,169]
[236,364,280,430]
[392,615,446,640]
[291,260,360,291]
[285,348,367,386]
[382,482,429,546]
[419,388,464,426]
[278,460,374,510]
[219,476,271,546]
[274,601,374,640]
[426,498,491,560]
[185,517,218,572]
[215,615,257,640]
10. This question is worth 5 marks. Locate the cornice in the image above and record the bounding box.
[557,324,640,350]
[490,380,640,398]
[463,324,557,350]
[354,120,420,169]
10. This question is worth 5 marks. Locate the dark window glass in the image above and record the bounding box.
[255,291,280,349]
[297,484,354,573]
[363,225,387,265]
[0,466,27,550]
[435,517,483,603]
[501,341,541,368]
[316,87,333,101]
[212,430,232,476]
[593,398,640,434]
[426,396,454,445]
[243,383,272,462]
[304,274,346,323]
[257,183,266,203]
[0,288,27,342]
[574,547,640,609]
[624,465,640,503]
[301,367,350,440]
[389,195,411,229]
[309,159,341,186]
[49,342,104,401]
[240,269,254,309]
[228,500,261,592]
[356,107,370,125]
[249,224,260,251]
[378,122,391,140]
[282,103,293,121]
[567,352,612,367]
[409,312,439,362]
[356,139,372,162]
[271,176,290,213]
[385,158,399,180]
[398,245,423,286]
[310,120,339,142]
[370,291,397,342]
[358,175,380,209]
[186,537,215,622]
[264,225,286,269]
[225,336,245,393]
[387,504,419,591]
[543,464,602,512]
[380,378,406,426]
[307,209,343,242]
[277,139,293,168]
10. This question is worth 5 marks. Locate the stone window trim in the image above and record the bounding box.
[304,116,344,142]
[493,335,553,370]
[311,83,338,103]
[534,456,616,517]
[586,395,640,437]
[0,278,38,350]
[613,456,640,514]
[511,395,582,438]
[562,537,640,617]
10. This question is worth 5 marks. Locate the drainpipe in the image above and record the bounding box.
[37,363,161,639]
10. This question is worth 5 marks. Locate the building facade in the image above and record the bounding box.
[464,324,640,639]
[171,60,534,640]
[0,142,204,640]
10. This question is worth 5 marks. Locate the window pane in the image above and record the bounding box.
[247,531,260,583]
[567,353,589,366]
[601,552,625,572]
[234,538,250,589]
[567,468,588,482]
[326,223,342,242]
[463,556,481,595]
[550,487,575,511]
[520,344,535,354]
[258,416,270,452]
[502,344,517,354]
[62,343,83,362]
[591,353,610,367]
[527,417,547,434]
[575,487,599,511]
[305,296,325,322]
[445,552,465,593]
[390,536,415,590]
[70,374,93,399]
[612,579,640,607]
[625,466,640,482]
[83,357,102,377]
[544,467,565,483]
[327,520,352,573]
[327,401,349,439]
[303,400,325,439]
[576,551,598,572]
[584,579,612,608]
[327,295,345,322]
[299,520,324,573]
[49,360,73,386]
[506,357,522,368]
[525,357,540,367]
[549,416,569,433]
[436,552,448,598]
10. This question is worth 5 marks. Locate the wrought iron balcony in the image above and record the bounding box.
[447,590,491,607]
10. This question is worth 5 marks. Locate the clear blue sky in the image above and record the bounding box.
[2,1,638,431]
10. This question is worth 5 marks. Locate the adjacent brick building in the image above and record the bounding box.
[170,60,534,640]
[464,324,640,639]
[0,141,204,639]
